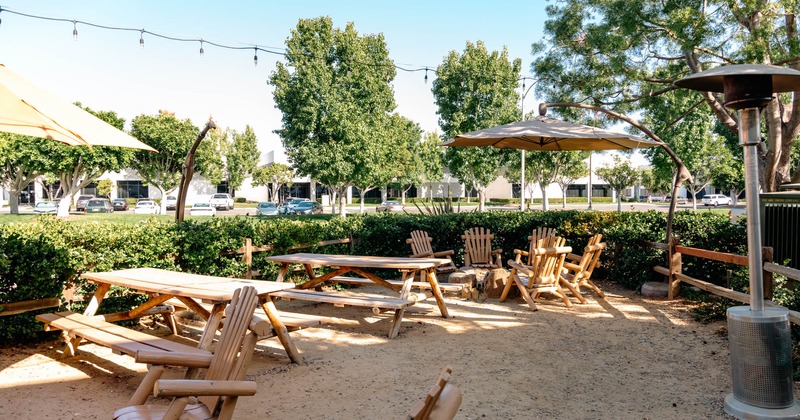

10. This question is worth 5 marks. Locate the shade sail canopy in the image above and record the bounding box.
[442,116,661,151]
[0,64,156,151]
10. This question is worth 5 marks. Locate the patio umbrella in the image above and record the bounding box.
[0,64,156,151]
[441,115,661,150]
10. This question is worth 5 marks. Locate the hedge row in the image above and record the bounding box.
[0,210,748,341]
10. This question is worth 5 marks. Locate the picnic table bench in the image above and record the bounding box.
[265,253,452,338]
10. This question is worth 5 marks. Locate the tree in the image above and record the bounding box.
[96,179,112,197]
[270,17,397,217]
[596,156,639,212]
[505,150,589,210]
[0,133,50,214]
[641,89,735,209]
[639,168,671,200]
[433,41,521,211]
[533,1,800,191]
[130,111,202,214]
[195,127,228,188]
[251,163,294,203]
[553,152,590,208]
[226,125,260,196]
[40,106,134,217]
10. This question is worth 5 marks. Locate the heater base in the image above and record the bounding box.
[725,393,800,419]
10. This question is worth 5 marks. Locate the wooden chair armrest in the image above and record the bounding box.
[135,350,213,368]
[513,249,529,257]
[491,248,502,255]
[562,261,581,272]
[585,243,606,252]
[154,379,258,398]
[432,250,455,257]
[507,260,534,277]
[566,253,582,262]
[410,251,434,258]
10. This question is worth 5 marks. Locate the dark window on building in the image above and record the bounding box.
[280,182,311,200]
[41,181,64,200]
[81,182,98,197]
[117,180,149,199]
[19,183,35,205]
[216,180,229,194]
[566,185,585,197]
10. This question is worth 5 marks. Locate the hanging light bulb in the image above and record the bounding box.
[199,39,204,57]
[522,78,526,90]
[72,20,78,40]
[253,47,258,66]
[139,29,144,48]
[424,67,428,84]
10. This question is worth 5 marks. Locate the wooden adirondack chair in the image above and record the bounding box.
[502,237,585,310]
[114,286,260,420]
[561,233,607,299]
[513,227,558,265]
[461,227,503,269]
[407,366,462,420]
[407,230,457,275]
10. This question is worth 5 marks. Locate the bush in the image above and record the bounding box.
[235,197,247,203]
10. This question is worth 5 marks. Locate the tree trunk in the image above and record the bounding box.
[356,186,373,214]
[540,186,550,211]
[561,188,567,208]
[57,195,72,218]
[381,186,387,202]
[616,190,622,212]
[8,193,19,215]
[478,189,486,212]
[159,187,168,214]
[429,182,434,202]
[338,188,347,217]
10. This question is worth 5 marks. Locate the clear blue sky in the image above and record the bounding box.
[0,1,547,162]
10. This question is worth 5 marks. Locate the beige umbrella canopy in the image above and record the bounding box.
[0,64,156,151]
[442,115,661,151]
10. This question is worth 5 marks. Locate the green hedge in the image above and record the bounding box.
[0,210,754,342]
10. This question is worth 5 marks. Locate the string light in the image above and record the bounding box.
[0,7,540,85]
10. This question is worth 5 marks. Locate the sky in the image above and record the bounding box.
[0,1,548,161]
[0,1,645,167]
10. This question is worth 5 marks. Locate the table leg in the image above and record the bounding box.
[275,263,290,282]
[426,269,450,318]
[260,299,303,364]
[63,283,111,356]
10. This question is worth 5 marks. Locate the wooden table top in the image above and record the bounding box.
[81,267,295,303]
[264,253,451,270]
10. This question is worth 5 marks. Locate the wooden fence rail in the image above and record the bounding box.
[647,239,800,325]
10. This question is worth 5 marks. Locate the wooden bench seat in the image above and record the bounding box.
[328,276,465,294]
[271,289,414,310]
[164,298,329,335]
[36,311,210,357]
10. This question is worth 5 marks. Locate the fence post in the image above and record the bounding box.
[762,246,774,299]
[243,238,253,279]
[668,237,682,299]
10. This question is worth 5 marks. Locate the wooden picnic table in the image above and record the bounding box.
[264,253,452,337]
[73,267,302,363]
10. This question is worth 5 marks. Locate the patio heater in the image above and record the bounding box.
[676,64,800,419]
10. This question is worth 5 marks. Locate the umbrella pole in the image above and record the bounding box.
[520,150,526,210]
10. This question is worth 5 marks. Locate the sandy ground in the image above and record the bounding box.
[0,281,744,419]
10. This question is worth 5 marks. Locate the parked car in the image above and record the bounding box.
[701,194,733,207]
[665,195,688,204]
[256,201,279,216]
[85,199,114,213]
[189,202,216,217]
[33,201,59,214]
[292,201,323,215]
[282,198,310,214]
[376,201,404,212]
[133,200,160,214]
[111,198,129,211]
[164,195,178,210]
[75,194,95,211]
[209,193,234,210]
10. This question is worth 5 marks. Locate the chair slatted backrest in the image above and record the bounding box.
[462,227,494,267]
[529,236,567,286]
[408,367,461,420]
[580,234,605,277]
[407,230,435,256]
[523,227,558,266]
[198,286,259,414]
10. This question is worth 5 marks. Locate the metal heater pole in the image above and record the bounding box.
[739,108,764,310]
